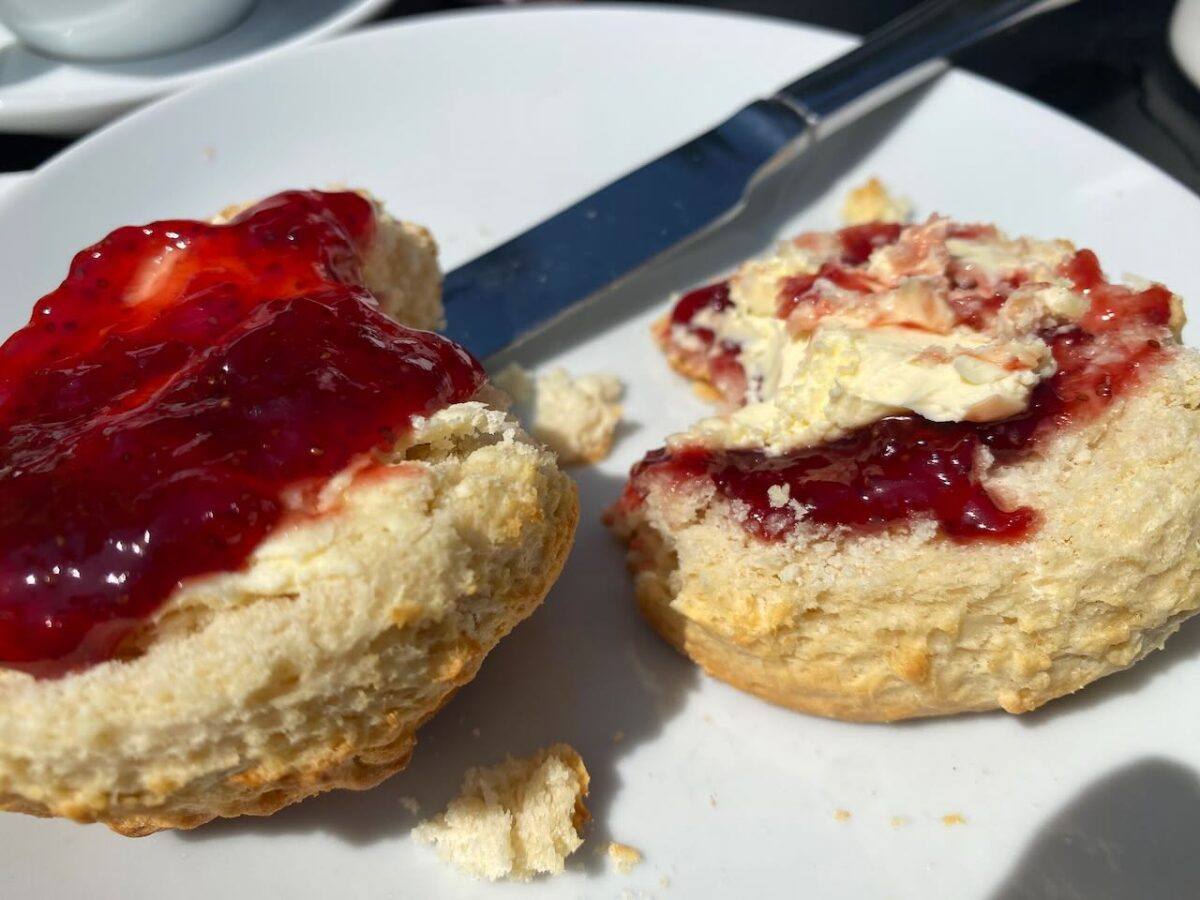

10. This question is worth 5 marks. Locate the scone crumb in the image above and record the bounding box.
[493,364,624,464]
[413,744,590,881]
[942,813,967,826]
[833,809,852,822]
[890,816,909,828]
[692,380,725,404]
[399,796,421,815]
[493,362,536,404]
[608,841,643,874]
[841,177,912,225]
[660,874,672,888]
[612,730,625,744]
[709,794,718,808]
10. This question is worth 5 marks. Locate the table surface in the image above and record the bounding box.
[0,0,1196,197]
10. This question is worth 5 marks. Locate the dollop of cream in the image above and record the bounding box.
[674,215,1091,455]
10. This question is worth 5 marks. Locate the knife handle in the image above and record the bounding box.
[776,0,1077,138]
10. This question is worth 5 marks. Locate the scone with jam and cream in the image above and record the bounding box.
[609,199,1200,721]
[0,191,577,833]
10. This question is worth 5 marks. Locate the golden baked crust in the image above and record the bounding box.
[610,350,1200,721]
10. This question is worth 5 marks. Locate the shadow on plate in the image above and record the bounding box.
[989,756,1200,899]
[177,466,698,877]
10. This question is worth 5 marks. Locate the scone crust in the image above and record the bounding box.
[611,350,1200,721]
[0,403,577,833]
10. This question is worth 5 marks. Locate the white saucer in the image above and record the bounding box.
[0,0,393,135]
[1171,0,1200,90]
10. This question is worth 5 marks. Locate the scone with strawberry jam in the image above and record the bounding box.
[0,191,577,833]
[611,211,1200,721]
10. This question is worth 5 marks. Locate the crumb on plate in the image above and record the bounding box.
[413,744,590,881]
[492,364,623,465]
[840,176,911,225]
[608,841,643,874]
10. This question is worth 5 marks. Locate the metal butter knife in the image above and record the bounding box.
[443,0,1077,360]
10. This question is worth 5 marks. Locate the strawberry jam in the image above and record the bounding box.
[776,263,881,321]
[0,191,485,676]
[836,222,902,265]
[669,279,732,346]
[626,249,1175,544]
[664,280,748,403]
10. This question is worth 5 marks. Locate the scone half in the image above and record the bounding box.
[611,212,1200,721]
[0,191,578,833]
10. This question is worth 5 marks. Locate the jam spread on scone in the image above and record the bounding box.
[0,191,484,676]
[625,218,1180,543]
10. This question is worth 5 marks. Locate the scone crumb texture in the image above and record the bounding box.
[607,841,644,874]
[841,177,912,225]
[414,743,590,881]
[494,364,624,464]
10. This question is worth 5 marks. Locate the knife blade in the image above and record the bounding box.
[442,0,1076,360]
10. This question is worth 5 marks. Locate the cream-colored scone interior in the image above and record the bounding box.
[666,198,1181,456]
[617,181,1200,721]
[494,364,624,465]
[414,743,590,881]
[0,194,577,832]
[619,348,1200,724]
[614,348,1200,721]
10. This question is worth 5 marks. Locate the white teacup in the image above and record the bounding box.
[0,0,259,61]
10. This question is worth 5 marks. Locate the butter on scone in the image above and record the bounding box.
[611,198,1200,721]
[0,191,578,833]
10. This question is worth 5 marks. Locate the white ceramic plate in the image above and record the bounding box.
[3,6,1200,898]
[0,0,392,135]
